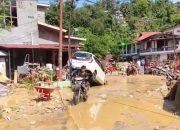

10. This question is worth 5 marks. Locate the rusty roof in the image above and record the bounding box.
[134,32,161,44]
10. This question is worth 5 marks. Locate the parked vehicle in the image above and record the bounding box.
[151,65,170,76]
[70,51,106,85]
[72,76,90,105]
[166,69,180,86]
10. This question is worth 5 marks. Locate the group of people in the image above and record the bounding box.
[105,59,144,76]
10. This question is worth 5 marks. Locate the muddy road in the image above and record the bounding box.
[0,75,180,130]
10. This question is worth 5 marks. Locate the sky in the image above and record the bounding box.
[38,0,180,7]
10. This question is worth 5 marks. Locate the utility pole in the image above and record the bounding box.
[58,0,63,80]
[68,0,74,60]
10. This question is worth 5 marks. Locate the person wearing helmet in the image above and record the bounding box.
[78,65,90,95]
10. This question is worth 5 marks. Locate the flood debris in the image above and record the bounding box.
[0,72,10,83]
[1,72,180,130]
[0,106,12,120]
[0,84,9,97]
[18,67,51,83]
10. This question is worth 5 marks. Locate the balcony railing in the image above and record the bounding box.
[140,47,174,53]
[122,50,137,54]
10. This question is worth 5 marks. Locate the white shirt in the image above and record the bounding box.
[137,60,141,67]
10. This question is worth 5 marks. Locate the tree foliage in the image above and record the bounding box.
[46,0,180,59]
[0,0,12,28]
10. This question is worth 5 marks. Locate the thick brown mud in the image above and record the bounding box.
[0,75,179,130]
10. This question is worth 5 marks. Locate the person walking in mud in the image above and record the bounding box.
[108,64,113,75]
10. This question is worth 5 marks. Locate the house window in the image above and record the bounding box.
[0,0,17,28]
[147,41,151,50]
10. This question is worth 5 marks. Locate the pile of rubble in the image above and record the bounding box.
[0,88,66,121]
[18,67,52,83]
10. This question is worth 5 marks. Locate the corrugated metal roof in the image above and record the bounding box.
[37,3,50,7]
[64,35,86,41]
[0,44,81,49]
[135,32,161,44]
[0,51,7,56]
[38,22,67,32]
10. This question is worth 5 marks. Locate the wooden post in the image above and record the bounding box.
[14,70,18,84]
[58,0,63,80]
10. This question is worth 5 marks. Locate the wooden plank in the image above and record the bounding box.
[14,70,18,84]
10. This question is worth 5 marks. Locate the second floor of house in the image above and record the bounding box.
[139,38,179,53]
[133,31,180,55]
[121,30,180,56]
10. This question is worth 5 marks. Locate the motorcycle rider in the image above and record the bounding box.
[77,65,90,95]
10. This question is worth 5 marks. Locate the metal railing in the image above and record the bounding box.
[122,50,137,54]
[140,47,174,53]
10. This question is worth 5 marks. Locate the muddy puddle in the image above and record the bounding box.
[67,95,180,130]
[67,75,180,130]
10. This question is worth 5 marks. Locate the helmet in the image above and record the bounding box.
[81,65,86,70]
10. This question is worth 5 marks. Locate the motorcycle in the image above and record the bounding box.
[166,70,174,86]
[166,69,180,86]
[72,76,90,105]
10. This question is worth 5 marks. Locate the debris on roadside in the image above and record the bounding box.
[18,67,51,83]
[0,72,10,83]
[0,106,12,120]
[0,83,9,97]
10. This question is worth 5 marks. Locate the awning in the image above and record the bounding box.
[0,44,81,49]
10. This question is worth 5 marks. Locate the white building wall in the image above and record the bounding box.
[0,58,6,76]
[160,54,167,61]
[37,5,49,23]
[174,26,180,36]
